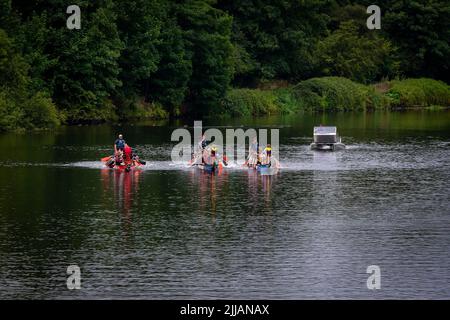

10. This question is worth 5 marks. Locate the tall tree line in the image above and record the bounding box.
[0,0,449,129]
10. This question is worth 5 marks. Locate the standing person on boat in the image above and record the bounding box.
[114,134,126,153]
[113,134,126,166]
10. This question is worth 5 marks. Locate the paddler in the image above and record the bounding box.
[248,137,259,168]
[199,134,207,150]
[211,145,220,167]
[265,144,272,158]
[203,145,218,166]
[123,144,132,165]
[261,144,272,166]
[193,134,207,164]
[211,145,229,167]
[115,149,124,165]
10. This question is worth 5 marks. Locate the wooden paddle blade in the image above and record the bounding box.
[101,156,112,162]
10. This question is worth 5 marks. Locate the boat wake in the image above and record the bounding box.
[0,140,448,172]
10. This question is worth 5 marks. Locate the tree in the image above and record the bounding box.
[0,28,28,91]
[147,17,192,115]
[339,0,450,82]
[0,0,11,28]
[382,0,450,82]
[49,1,123,121]
[114,0,163,97]
[16,13,58,94]
[218,0,330,84]
[0,28,27,131]
[0,28,59,131]
[315,20,397,83]
[177,0,234,115]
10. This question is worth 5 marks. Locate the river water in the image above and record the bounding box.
[0,111,449,299]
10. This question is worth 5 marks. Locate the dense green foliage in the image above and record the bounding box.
[221,86,307,117]
[292,77,383,111]
[380,0,450,82]
[0,28,59,130]
[222,78,450,115]
[387,79,450,109]
[0,0,449,130]
[217,0,330,84]
[221,89,279,117]
[178,0,234,116]
[315,20,397,83]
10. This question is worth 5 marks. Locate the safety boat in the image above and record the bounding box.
[310,126,346,151]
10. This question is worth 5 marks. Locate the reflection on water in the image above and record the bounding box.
[0,111,449,299]
[187,168,278,215]
[100,169,143,237]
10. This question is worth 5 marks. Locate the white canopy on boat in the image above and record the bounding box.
[313,126,337,135]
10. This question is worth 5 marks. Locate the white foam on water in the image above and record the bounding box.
[1,140,449,172]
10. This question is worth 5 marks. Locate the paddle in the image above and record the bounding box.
[101,155,112,162]
[244,151,257,167]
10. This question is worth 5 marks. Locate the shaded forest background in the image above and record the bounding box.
[0,0,449,130]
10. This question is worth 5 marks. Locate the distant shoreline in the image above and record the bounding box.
[1,77,449,132]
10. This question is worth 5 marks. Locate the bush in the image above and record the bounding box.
[220,77,394,116]
[273,88,302,114]
[61,99,119,124]
[113,96,169,121]
[220,88,279,117]
[22,92,60,129]
[128,100,169,120]
[0,89,24,131]
[0,89,60,131]
[387,78,450,108]
[292,77,387,112]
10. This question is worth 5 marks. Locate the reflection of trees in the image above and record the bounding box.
[0,131,57,163]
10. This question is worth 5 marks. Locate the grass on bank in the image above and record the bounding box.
[220,77,450,116]
[386,78,450,109]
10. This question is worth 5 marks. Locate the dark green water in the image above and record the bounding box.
[0,110,449,299]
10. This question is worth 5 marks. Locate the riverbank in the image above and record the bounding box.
[1,77,449,132]
[220,77,450,117]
